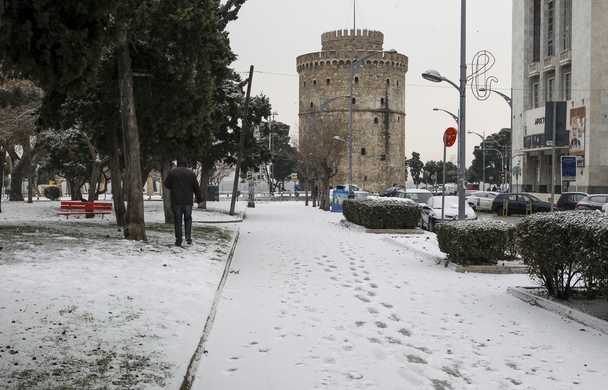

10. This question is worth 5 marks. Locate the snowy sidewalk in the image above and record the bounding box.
[192,202,608,389]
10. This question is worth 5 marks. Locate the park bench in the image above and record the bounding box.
[57,201,113,219]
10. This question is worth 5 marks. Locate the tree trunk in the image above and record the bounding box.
[161,161,173,224]
[0,149,5,212]
[117,42,146,241]
[199,161,211,210]
[107,125,126,227]
[9,154,27,201]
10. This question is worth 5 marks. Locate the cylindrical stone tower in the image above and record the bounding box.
[297,29,408,193]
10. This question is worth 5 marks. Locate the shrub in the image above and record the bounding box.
[515,211,608,300]
[342,196,421,229]
[435,219,511,266]
[43,186,61,201]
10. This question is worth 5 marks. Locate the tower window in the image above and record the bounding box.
[396,80,400,87]
[352,97,356,104]
[326,78,330,85]
[303,82,306,87]
[313,80,317,86]
[386,79,390,85]
[310,102,314,108]
[374,118,379,124]
[354,76,359,84]
[380,98,385,104]
[361,148,366,155]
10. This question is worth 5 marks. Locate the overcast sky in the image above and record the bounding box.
[226,0,513,164]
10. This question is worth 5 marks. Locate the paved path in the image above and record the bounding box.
[193,202,608,389]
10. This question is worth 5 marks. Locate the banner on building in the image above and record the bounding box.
[569,106,586,156]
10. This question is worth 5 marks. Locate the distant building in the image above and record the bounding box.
[296,29,408,193]
[512,0,608,193]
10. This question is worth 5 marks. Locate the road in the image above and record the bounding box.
[192,202,607,389]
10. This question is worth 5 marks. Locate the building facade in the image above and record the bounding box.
[296,30,408,193]
[512,0,608,194]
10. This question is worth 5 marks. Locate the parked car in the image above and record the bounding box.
[379,185,405,197]
[395,189,433,204]
[602,203,608,213]
[574,194,608,211]
[420,196,477,232]
[555,192,588,210]
[491,193,552,216]
[465,191,499,212]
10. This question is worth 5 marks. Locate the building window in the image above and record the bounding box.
[396,80,400,87]
[563,0,571,50]
[533,0,541,62]
[310,102,313,108]
[303,82,306,87]
[354,76,359,84]
[386,79,390,85]
[352,97,356,104]
[326,78,330,85]
[564,72,572,100]
[547,76,555,101]
[380,98,385,104]
[532,82,540,108]
[313,80,317,86]
[547,1,554,56]
[374,117,379,124]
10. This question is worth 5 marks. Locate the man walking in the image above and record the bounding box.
[164,157,204,246]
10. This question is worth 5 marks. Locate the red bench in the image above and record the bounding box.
[57,201,113,219]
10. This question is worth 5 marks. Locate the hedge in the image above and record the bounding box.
[342,196,421,229]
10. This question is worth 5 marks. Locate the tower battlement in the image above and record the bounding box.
[321,29,384,51]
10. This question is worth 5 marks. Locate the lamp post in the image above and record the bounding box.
[480,87,513,190]
[433,108,458,124]
[432,107,458,220]
[467,131,486,191]
[348,48,396,198]
[422,0,466,220]
[268,111,278,193]
[477,146,503,190]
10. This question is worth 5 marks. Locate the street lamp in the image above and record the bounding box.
[421,0,466,220]
[477,146,503,190]
[433,108,458,124]
[268,111,278,193]
[467,131,486,191]
[348,48,397,198]
[480,87,513,190]
[423,68,467,219]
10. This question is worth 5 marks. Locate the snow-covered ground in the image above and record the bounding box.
[1,198,608,389]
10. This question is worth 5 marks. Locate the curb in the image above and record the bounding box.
[179,227,241,390]
[366,228,424,234]
[507,286,608,335]
[383,236,529,274]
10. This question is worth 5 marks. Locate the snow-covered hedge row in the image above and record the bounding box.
[516,211,608,300]
[435,219,515,266]
[342,196,421,229]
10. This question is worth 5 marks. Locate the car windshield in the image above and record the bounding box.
[432,197,458,208]
[406,193,432,203]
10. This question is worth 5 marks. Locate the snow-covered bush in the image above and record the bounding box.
[342,196,421,229]
[516,211,608,300]
[435,219,513,266]
[43,186,61,201]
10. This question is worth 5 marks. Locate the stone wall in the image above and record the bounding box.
[297,30,409,193]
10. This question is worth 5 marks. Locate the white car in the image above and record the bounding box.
[395,189,433,205]
[465,191,499,212]
[420,196,477,232]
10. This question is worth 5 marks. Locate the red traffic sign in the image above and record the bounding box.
[500,171,505,178]
[443,127,458,147]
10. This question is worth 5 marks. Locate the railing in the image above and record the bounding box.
[543,56,556,71]
[528,62,540,77]
[559,49,572,65]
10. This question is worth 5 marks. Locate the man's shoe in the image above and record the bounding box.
[175,241,182,246]
[186,237,193,245]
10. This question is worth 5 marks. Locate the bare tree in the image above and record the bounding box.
[299,114,348,211]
